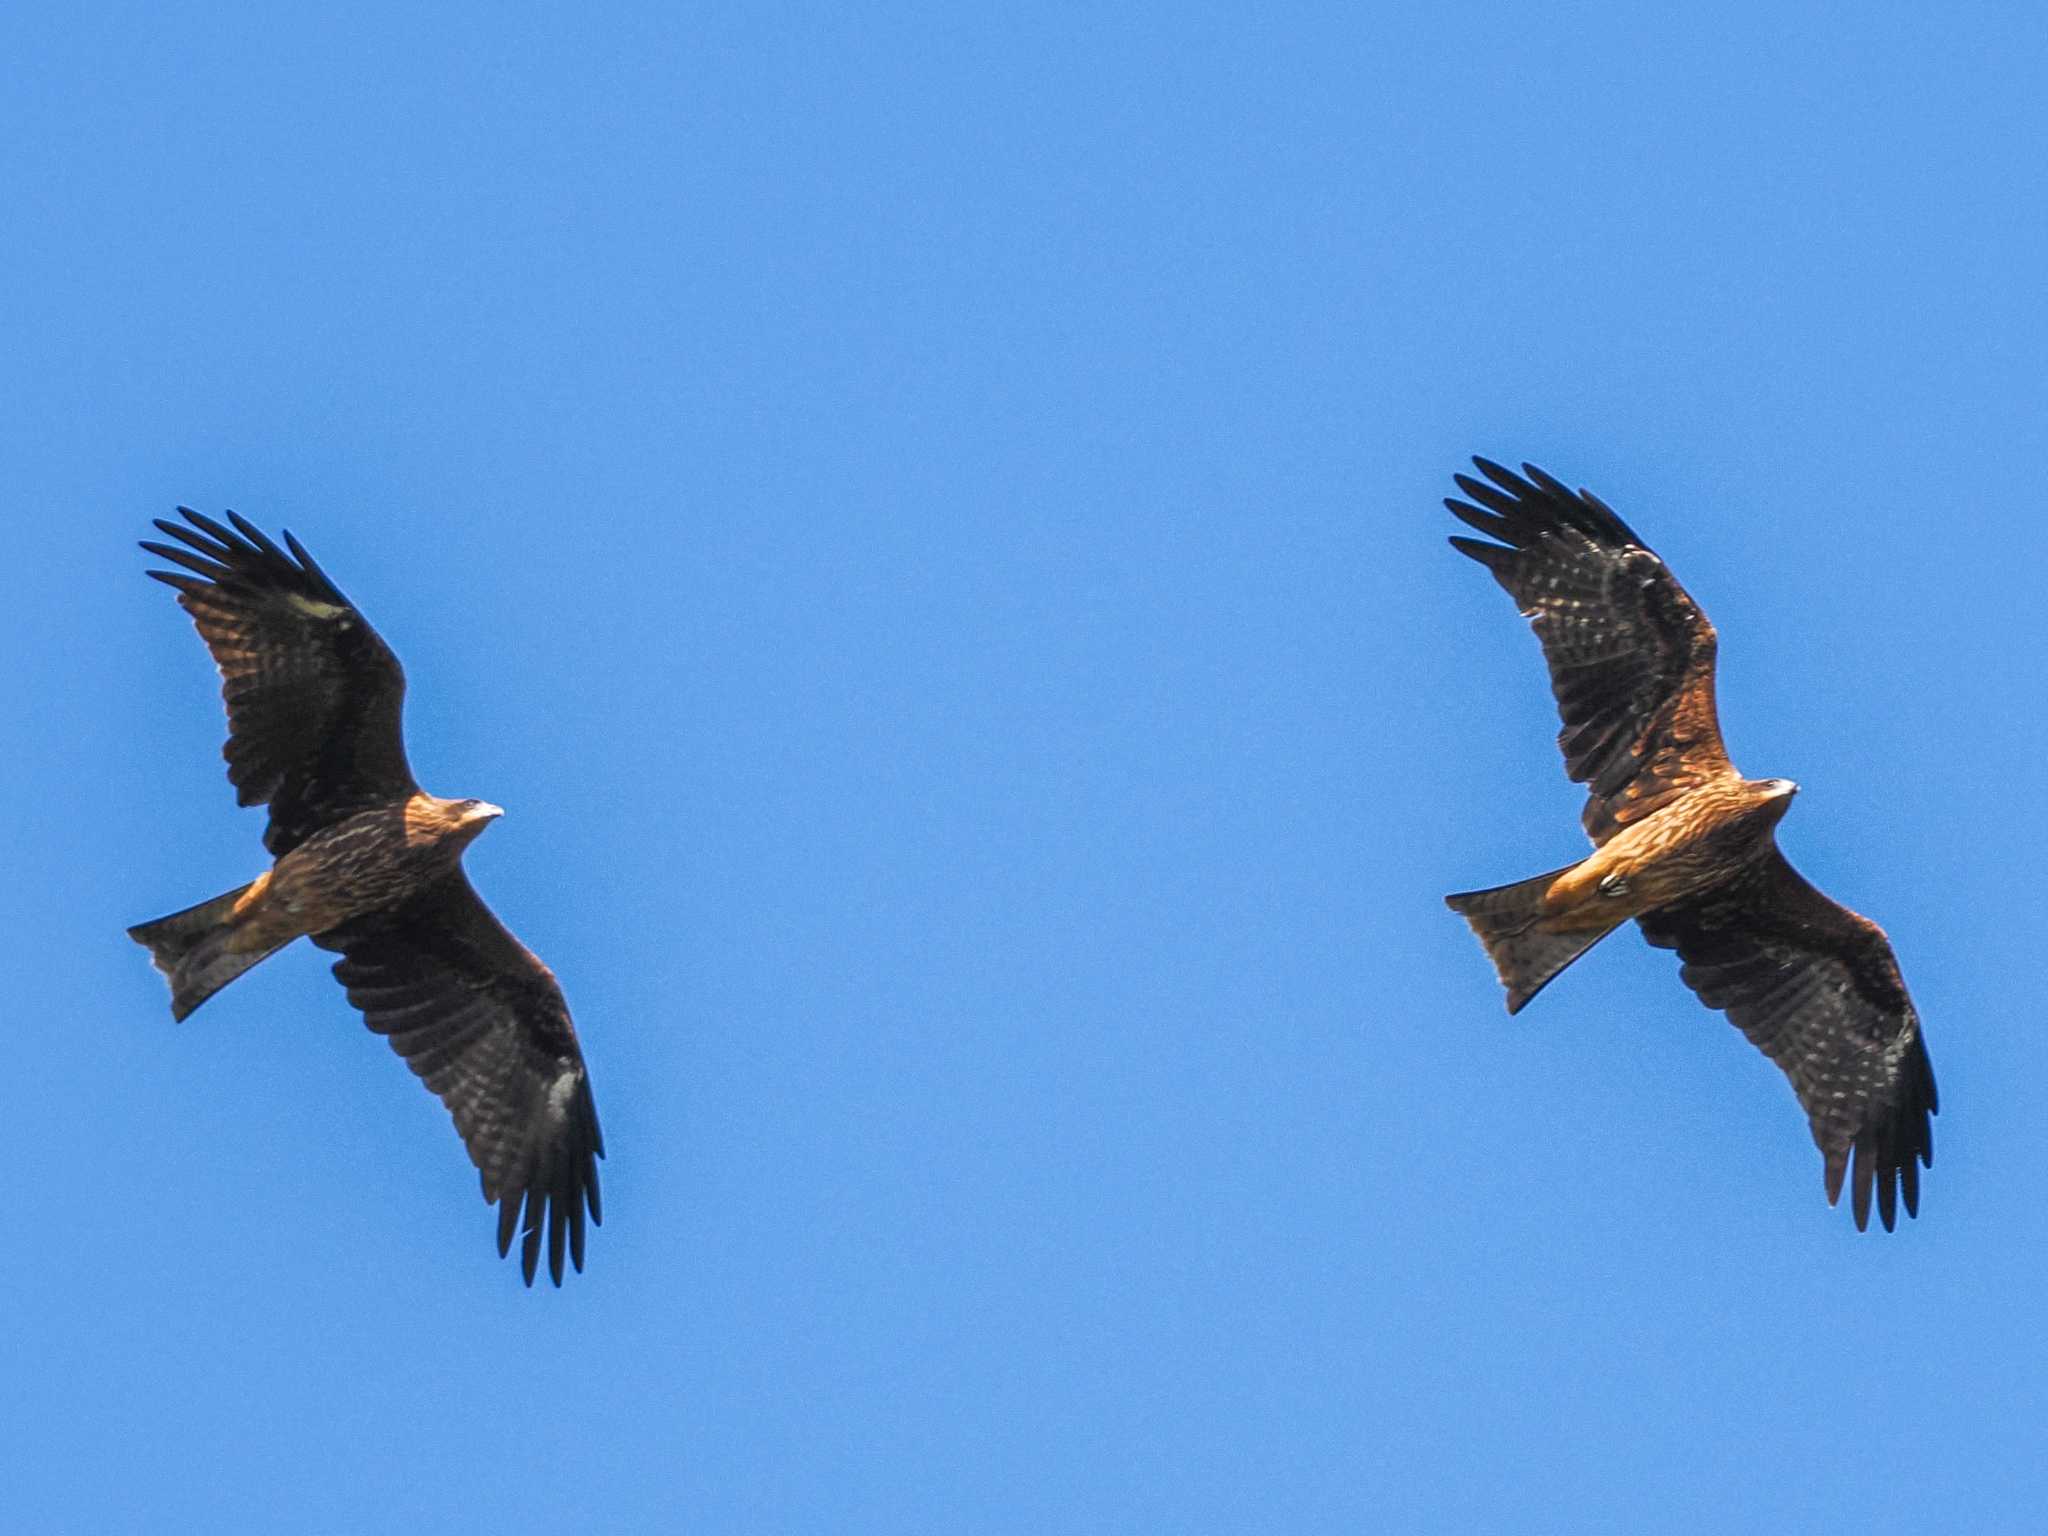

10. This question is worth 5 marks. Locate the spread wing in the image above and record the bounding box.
[1446,458,1732,844]
[1637,850,1936,1231]
[141,509,415,856]
[315,873,605,1286]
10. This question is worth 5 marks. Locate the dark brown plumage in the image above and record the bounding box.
[1442,458,1935,1231]
[129,509,604,1284]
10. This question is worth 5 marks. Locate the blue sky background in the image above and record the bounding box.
[3,3,2043,1530]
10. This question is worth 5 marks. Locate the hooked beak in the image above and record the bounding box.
[470,801,506,822]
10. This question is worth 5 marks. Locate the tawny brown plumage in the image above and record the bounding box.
[128,509,604,1285]
[1443,458,1935,1232]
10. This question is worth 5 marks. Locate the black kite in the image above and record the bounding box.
[129,510,605,1284]
[1442,458,1936,1231]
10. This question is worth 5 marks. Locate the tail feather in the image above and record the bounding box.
[1446,864,1620,1013]
[128,883,283,1020]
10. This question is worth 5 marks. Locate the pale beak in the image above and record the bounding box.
[471,801,506,821]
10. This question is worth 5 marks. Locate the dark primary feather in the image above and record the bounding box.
[1446,459,1731,843]
[315,873,605,1286]
[1638,851,1937,1231]
[142,509,415,855]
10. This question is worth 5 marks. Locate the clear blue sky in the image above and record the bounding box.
[3,3,2042,1531]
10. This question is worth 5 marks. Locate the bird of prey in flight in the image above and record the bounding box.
[1442,458,1936,1231]
[130,510,605,1284]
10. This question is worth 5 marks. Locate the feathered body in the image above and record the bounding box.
[247,795,497,940]
[1537,775,1796,928]
[1442,458,1936,1232]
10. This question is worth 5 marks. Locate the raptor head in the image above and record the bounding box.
[436,796,505,843]
[1748,777,1799,826]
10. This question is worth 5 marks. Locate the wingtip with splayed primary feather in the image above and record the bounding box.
[1444,455,1652,558]
[493,1139,605,1288]
[139,507,355,611]
[481,1070,605,1288]
[1825,1032,1937,1233]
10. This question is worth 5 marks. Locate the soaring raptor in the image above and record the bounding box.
[130,510,604,1284]
[1443,458,1936,1231]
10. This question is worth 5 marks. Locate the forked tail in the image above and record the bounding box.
[128,882,283,1021]
[1445,863,1621,1014]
